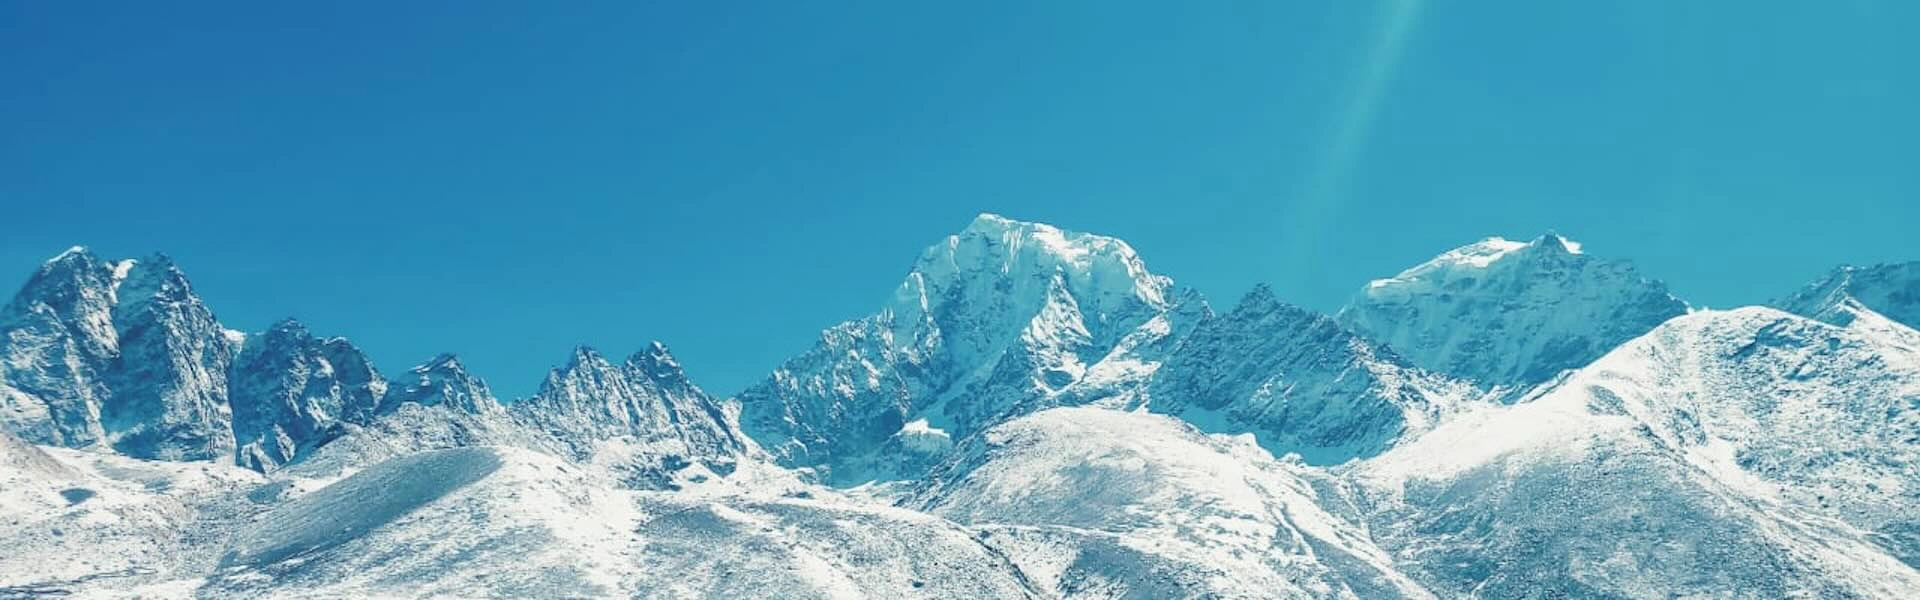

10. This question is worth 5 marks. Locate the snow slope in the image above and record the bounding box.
[911,406,1432,599]
[629,496,1042,598]
[0,442,263,597]
[1,442,1039,598]
[1350,307,1920,597]
[0,426,79,513]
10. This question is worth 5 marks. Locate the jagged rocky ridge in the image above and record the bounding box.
[0,248,750,482]
[5,216,1920,598]
[511,343,749,486]
[1126,284,1483,464]
[3,221,1691,485]
[738,219,1677,480]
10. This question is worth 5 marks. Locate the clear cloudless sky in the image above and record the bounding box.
[3,1,1916,398]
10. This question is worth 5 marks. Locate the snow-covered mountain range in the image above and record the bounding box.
[3,215,1917,598]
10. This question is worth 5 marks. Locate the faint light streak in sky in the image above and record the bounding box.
[1277,0,1427,283]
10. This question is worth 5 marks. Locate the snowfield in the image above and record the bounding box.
[911,406,1432,599]
[1349,307,1920,598]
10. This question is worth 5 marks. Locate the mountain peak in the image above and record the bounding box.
[913,213,1171,312]
[229,320,385,470]
[1238,283,1281,307]
[3,248,237,459]
[1226,284,1319,324]
[741,215,1190,481]
[627,341,683,375]
[44,245,100,267]
[116,252,188,285]
[1382,233,1585,284]
[110,253,207,324]
[18,246,116,300]
[949,213,1140,266]
[963,212,1022,234]
[566,345,608,366]
[539,345,619,395]
[1776,261,1920,330]
[416,352,465,373]
[266,318,310,337]
[10,246,116,310]
[1530,232,1583,255]
[383,352,497,414]
[134,251,179,268]
[1340,233,1686,387]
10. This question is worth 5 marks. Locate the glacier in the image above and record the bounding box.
[2,216,1918,598]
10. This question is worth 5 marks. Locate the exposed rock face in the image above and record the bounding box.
[0,249,239,460]
[1140,285,1478,464]
[513,343,748,485]
[378,353,501,415]
[101,255,239,461]
[1,246,757,479]
[0,248,122,448]
[227,319,386,471]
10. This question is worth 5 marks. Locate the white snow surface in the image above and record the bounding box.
[912,406,1434,599]
[5,226,1920,599]
[0,442,1038,598]
[1349,307,1920,597]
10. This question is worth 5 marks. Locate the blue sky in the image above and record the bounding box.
[4,1,1916,398]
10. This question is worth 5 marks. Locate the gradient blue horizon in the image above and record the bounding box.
[4,2,1916,398]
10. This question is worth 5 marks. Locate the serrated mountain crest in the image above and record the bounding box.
[1141,283,1477,463]
[514,343,748,479]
